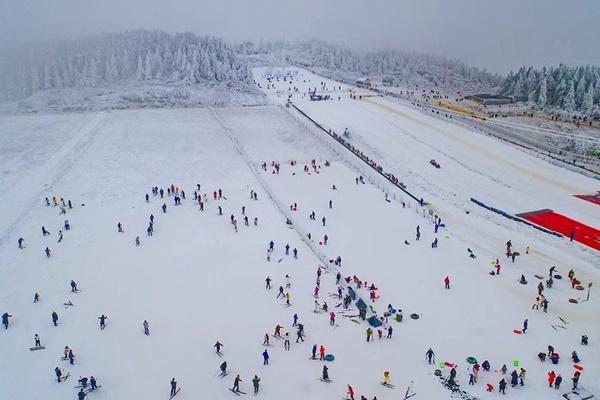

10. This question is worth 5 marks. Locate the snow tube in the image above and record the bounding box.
[324,354,335,362]
[554,274,562,279]
[466,357,477,364]
[573,364,584,371]
[569,298,578,304]
[534,274,545,280]
[444,362,454,368]
[513,329,523,335]
[410,313,419,320]
[576,285,585,291]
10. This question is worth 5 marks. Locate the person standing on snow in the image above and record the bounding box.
[252,375,260,394]
[232,374,242,392]
[347,384,355,400]
[322,365,329,380]
[262,349,269,365]
[98,314,107,330]
[319,345,326,361]
[426,348,435,364]
[170,378,177,397]
[143,320,149,335]
[330,312,336,326]
[444,276,450,289]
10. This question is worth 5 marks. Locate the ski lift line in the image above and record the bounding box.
[290,104,424,204]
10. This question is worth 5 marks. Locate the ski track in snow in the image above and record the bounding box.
[0,112,106,248]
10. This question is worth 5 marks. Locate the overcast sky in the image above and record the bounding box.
[1,0,599,74]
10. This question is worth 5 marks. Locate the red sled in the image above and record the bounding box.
[573,364,584,371]
[513,329,523,335]
[445,362,455,368]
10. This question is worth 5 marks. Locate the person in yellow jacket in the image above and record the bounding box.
[382,371,391,385]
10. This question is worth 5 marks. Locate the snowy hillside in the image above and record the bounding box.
[257,40,502,94]
[0,65,599,400]
[0,31,264,112]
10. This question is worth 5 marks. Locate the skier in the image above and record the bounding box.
[170,378,177,397]
[34,334,41,347]
[285,244,290,255]
[284,333,290,351]
[322,365,329,381]
[324,234,328,245]
[383,371,391,386]
[2,312,12,329]
[18,238,24,249]
[252,375,260,394]
[162,203,167,213]
[386,326,393,339]
[68,349,75,365]
[232,374,242,392]
[78,376,89,388]
[292,313,298,327]
[523,318,528,333]
[554,374,562,389]
[347,384,355,400]
[98,314,107,330]
[416,225,420,241]
[296,324,305,342]
[426,348,435,364]
[143,320,149,335]
[262,349,269,365]
[330,311,336,326]
[498,378,507,394]
[519,368,526,386]
[265,277,272,290]
[293,248,298,258]
[329,200,332,208]
[322,217,326,226]
[312,344,318,359]
[54,366,62,382]
[263,333,269,345]
[220,361,227,375]
[548,371,556,387]
[45,247,51,258]
[274,325,282,337]
[214,341,224,354]
[135,236,140,247]
[276,286,284,299]
[366,327,373,342]
[89,376,97,391]
[319,345,326,361]
[70,280,78,292]
[42,226,50,236]
[444,276,450,289]
[572,350,580,363]
[510,370,518,387]
[117,222,123,232]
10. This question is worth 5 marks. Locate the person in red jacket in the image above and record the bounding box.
[548,371,556,387]
[319,345,326,361]
[329,312,336,326]
[444,276,450,289]
[347,384,355,400]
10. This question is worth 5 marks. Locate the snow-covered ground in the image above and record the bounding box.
[1,67,599,400]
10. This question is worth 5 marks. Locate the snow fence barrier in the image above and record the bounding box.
[470,198,563,238]
[290,104,424,205]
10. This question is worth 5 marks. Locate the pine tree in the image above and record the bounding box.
[563,80,576,112]
[537,76,547,107]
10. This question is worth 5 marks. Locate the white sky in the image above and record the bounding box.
[1,0,599,74]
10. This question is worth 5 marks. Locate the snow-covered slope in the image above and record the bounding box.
[1,67,599,400]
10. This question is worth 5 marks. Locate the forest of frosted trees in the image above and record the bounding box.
[0,30,252,102]
[268,40,502,93]
[500,65,600,118]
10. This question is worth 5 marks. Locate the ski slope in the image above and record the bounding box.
[0,75,599,400]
